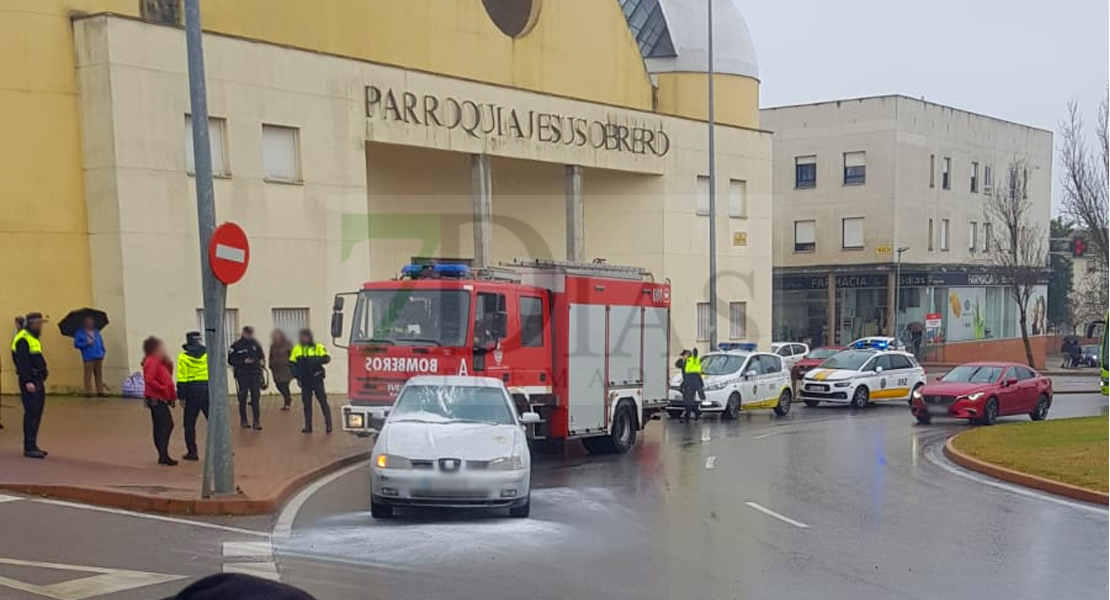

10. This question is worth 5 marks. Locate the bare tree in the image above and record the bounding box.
[1059,96,1109,269]
[984,159,1047,367]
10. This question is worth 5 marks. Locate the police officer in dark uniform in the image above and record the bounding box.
[289,329,332,434]
[176,331,209,461]
[229,326,265,430]
[12,313,48,458]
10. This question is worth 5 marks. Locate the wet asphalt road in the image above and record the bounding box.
[277,394,1109,600]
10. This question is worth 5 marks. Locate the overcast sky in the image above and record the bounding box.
[741,0,1108,210]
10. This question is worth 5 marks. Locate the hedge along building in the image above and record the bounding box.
[0,0,771,393]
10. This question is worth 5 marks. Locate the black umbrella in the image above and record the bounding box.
[58,308,109,338]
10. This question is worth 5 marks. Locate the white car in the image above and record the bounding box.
[370,376,540,519]
[666,351,794,419]
[771,342,811,370]
[798,349,926,409]
[847,336,907,352]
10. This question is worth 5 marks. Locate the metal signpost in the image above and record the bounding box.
[184,0,235,497]
[707,0,718,350]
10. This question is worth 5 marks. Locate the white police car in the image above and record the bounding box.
[666,351,793,419]
[798,349,926,409]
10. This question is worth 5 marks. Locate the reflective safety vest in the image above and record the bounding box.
[177,352,209,383]
[11,329,42,355]
[290,343,329,363]
[684,355,702,374]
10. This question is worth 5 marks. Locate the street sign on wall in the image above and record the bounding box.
[208,222,250,285]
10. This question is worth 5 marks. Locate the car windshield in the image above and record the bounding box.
[818,350,874,371]
[941,365,1004,383]
[806,348,840,360]
[700,354,745,375]
[391,385,515,425]
[351,289,470,347]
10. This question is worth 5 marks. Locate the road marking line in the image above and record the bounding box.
[0,557,185,600]
[222,540,274,558]
[31,498,268,537]
[0,494,22,504]
[705,456,716,470]
[925,445,1109,518]
[745,502,810,529]
[701,428,711,443]
[273,460,367,543]
[222,562,279,581]
[752,432,774,440]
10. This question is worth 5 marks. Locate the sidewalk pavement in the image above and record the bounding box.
[0,394,370,515]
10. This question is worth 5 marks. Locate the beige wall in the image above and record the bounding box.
[75,15,773,390]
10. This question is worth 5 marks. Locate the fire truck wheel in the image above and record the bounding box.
[370,501,393,519]
[609,404,637,453]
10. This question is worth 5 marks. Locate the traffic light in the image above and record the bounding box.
[1071,237,1087,258]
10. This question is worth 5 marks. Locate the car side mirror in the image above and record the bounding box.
[874,366,884,374]
[1004,377,1018,387]
[330,310,344,340]
[520,412,541,425]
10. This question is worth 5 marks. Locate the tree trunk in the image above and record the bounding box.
[1018,306,1035,368]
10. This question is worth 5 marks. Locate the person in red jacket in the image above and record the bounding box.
[142,336,177,466]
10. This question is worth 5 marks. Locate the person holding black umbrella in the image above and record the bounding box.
[58,308,110,397]
[11,312,48,459]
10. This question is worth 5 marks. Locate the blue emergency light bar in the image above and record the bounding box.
[401,263,471,279]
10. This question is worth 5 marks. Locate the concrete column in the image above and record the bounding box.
[471,154,492,268]
[565,165,584,262]
[886,272,897,337]
[826,273,837,345]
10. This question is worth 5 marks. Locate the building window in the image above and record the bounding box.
[140,0,181,25]
[843,151,866,185]
[928,219,934,251]
[969,222,978,252]
[262,124,301,183]
[272,307,309,340]
[794,220,816,252]
[519,296,544,348]
[696,302,712,341]
[696,175,710,216]
[196,308,239,349]
[184,115,230,177]
[940,219,950,251]
[983,165,993,194]
[841,217,864,250]
[929,154,936,188]
[942,157,951,190]
[729,301,747,339]
[983,222,992,253]
[728,179,747,218]
[795,155,817,189]
[970,161,979,193]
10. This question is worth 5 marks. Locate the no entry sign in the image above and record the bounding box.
[208,222,250,285]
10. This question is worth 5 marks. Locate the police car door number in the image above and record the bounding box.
[896,377,909,386]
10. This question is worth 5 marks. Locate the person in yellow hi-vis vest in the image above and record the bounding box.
[176,331,209,461]
[12,313,49,458]
[680,348,705,422]
[290,328,332,434]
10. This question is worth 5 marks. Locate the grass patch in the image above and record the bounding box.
[952,415,1109,492]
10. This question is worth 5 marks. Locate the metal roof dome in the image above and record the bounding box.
[622,0,760,80]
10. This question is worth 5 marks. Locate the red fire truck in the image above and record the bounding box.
[331,259,671,453]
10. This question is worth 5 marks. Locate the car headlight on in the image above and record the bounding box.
[487,455,524,471]
[374,454,413,470]
[962,392,984,402]
[705,382,727,391]
[833,381,852,388]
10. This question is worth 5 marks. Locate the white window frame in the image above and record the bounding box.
[969,221,978,252]
[262,124,302,183]
[184,115,230,177]
[196,308,239,349]
[841,217,865,250]
[272,307,310,340]
[929,154,936,188]
[940,218,950,251]
[729,302,747,340]
[970,161,979,193]
[843,151,866,185]
[942,157,951,190]
[728,179,747,219]
[983,165,993,194]
[696,175,710,216]
[928,219,934,251]
[983,222,993,253]
[696,302,712,342]
[794,220,816,253]
[795,155,817,189]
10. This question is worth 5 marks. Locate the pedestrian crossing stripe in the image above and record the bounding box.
[0,494,23,504]
[0,558,185,600]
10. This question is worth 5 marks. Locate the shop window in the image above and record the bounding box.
[969,222,978,252]
[729,302,747,339]
[843,151,866,185]
[794,220,816,252]
[940,219,950,251]
[695,175,710,216]
[728,179,747,218]
[983,165,993,194]
[196,308,239,349]
[970,162,979,193]
[262,124,301,183]
[795,156,817,189]
[184,115,230,177]
[272,307,309,340]
[696,302,712,341]
[942,157,951,190]
[519,296,544,348]
[842,217,864,250]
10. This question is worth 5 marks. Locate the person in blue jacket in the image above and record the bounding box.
[73,315,107,397]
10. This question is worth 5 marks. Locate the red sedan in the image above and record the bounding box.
[911,362,1053,425]
[791,346,844,382]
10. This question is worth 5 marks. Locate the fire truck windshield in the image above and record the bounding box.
[351,289,470,347]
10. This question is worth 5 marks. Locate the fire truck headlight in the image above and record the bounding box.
[375,454,413,470]
[488,455,524,471]
[345,413,366,430]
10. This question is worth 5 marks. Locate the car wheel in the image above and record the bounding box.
[977,397,998,426]
[803,399,821,408]
[1029,394,1050,421]
[915,413,932,425]
[508,494,531,518]
[370,501,393,519]
[850,386,870,409]
[773,389,792,416]
[722,394,741,420]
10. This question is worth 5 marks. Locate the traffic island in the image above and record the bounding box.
[945,415,1109,505]
[0,395,371,515]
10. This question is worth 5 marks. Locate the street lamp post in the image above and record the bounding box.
[894,247,910,341]
[707,0,718,350]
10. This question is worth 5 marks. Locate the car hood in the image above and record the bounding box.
[795,358,825,369]
[378,421,520,461]
[920,382,994,396]
[803,368,859,382]
[670,373,733,386]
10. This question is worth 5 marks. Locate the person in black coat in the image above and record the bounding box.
[11,313,49,458]
[228,326,265,430]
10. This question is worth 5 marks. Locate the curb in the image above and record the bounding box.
[943,437,1109,506]
[0,450,371,516]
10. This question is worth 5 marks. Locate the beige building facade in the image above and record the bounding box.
[1,0,772,392]
[762,96,1052,349]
